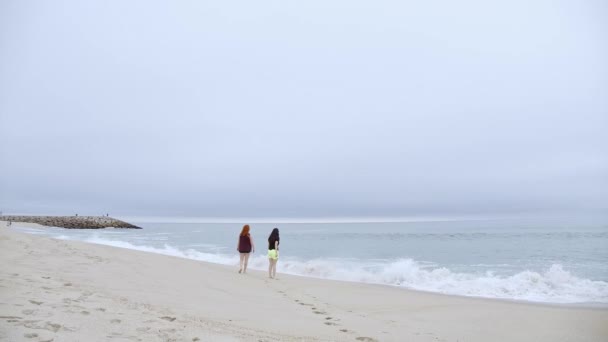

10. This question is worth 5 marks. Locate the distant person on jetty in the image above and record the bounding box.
[237,225,255,274]
[267,228,280,279]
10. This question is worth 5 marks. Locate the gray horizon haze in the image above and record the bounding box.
[1,1,607,219]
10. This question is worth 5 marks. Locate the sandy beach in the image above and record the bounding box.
[0,222,606,342]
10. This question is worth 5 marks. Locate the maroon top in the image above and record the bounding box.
[238,235,252,253]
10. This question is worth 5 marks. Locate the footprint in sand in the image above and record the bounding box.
[28,300,43,305]
[24,333,38,338]
[62,298,76,304]
[78,291,94,301]
[81,311,90,315]
[44,322,62,332]
[356,337,378,342]
[324,322,338,326]
[41,276,50,279]
[160,316,176,322]
[340,329,348,333]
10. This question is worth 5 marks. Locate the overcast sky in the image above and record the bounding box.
[0,0,606,219]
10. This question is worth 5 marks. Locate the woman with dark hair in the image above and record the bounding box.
[237,224,255,274]
[267,228,280,279]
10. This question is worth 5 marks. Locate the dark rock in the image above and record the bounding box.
[1,215,141,229]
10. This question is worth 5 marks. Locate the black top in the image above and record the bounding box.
[268,237,279,250]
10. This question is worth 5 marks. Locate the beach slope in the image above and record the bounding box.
[0,223,606,341]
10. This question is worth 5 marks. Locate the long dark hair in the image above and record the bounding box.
[268,228,279,242]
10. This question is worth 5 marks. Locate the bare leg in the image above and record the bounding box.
[268,258,273,278]
[243,253,250,273]
[239,253,245,273]
[271,259,278,278]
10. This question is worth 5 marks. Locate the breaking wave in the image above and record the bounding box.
[60,235,608,304]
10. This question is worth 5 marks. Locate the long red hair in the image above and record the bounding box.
[240,224,250,236]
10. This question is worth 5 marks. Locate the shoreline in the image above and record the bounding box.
[5,220,607,309]
[2,222,607,341]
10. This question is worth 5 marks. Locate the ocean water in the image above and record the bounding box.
[13,217,608,305]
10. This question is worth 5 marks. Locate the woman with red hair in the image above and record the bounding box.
[236,224,255,273]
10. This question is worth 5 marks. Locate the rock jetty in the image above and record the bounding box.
[1,216,141,229]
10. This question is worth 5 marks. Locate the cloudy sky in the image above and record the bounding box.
[1,0,606,219]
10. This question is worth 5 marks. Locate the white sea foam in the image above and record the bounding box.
[58,235,608,304]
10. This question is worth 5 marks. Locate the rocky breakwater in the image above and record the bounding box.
[1,216,141,229]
